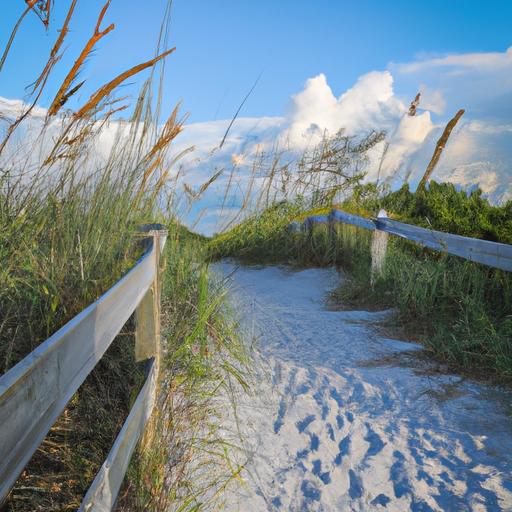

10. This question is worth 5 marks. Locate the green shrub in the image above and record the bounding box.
[348,181,512,244]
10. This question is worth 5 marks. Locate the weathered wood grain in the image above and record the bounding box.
[78,359,157,512]
[376,218,512,272]
[0,231,166,504]
[299,209,511,272]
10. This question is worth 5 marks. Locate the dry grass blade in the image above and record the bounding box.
[74,48,176,119]
[140,103,182,166]
[27,0,52,27]
[135,104,185,201]
[219,72,261,149]
[0,1,38,73]
[183,182,195,199]
[0,0,78,156]
[183,169,224,202]
[408,92,421,116]
[30,0,78,95]
[100,103,129,124]
[418,108,465,190]
[48,0,115,116]
[198,168,223,196]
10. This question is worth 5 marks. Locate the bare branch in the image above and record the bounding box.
[418,109,465,190]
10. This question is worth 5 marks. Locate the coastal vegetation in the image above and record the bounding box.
[2,2,512,511]
[209,138,512,381]
[1,3,248,510]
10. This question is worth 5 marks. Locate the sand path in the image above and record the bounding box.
[214,262,512,511]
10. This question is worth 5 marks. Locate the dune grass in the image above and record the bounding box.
[2,3,511,509]
[115,227,251,512]
[1,3,250,511]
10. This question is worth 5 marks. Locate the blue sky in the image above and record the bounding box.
[1,0,512,123]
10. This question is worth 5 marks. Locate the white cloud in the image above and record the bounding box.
[175,47,512,233]
[3,47,512,234]
[395,47,512,74]
[376,111,434,180]
[390,47,512,122]
[0,97,47,119]
[283,71,404,148]
[417,85,446,115]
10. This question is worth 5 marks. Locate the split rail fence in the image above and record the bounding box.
[0,225,168,511]
[2,210,511,509]
[292,209,512,273]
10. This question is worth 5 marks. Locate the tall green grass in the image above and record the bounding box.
[118,227,251,512]
[345,181,512,244]
[1,3,250,510]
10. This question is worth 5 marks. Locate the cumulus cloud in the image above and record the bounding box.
[0,97,47,119]
[283,71,404,147]
[417,85,446,115]
[3,47,512,234]
[178,47,512,233]
[376,111,434,181]
[423,120,512,202]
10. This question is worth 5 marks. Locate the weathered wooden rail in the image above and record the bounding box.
[294,208,512,273]
[0,226,167,510]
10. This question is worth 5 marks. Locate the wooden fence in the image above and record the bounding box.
[2,211,510,508]
[296,208,512,273]
[0,226,167,510]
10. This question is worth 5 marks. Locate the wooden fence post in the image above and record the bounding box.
[328,210,336,263]
[287,221,302,234]
[301,218,311,251]
[135,225,167,371]
[370,209,389,287]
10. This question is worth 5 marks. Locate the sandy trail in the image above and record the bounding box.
[213,262,512,511]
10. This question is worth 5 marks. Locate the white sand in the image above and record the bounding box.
[213,262,512,511]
